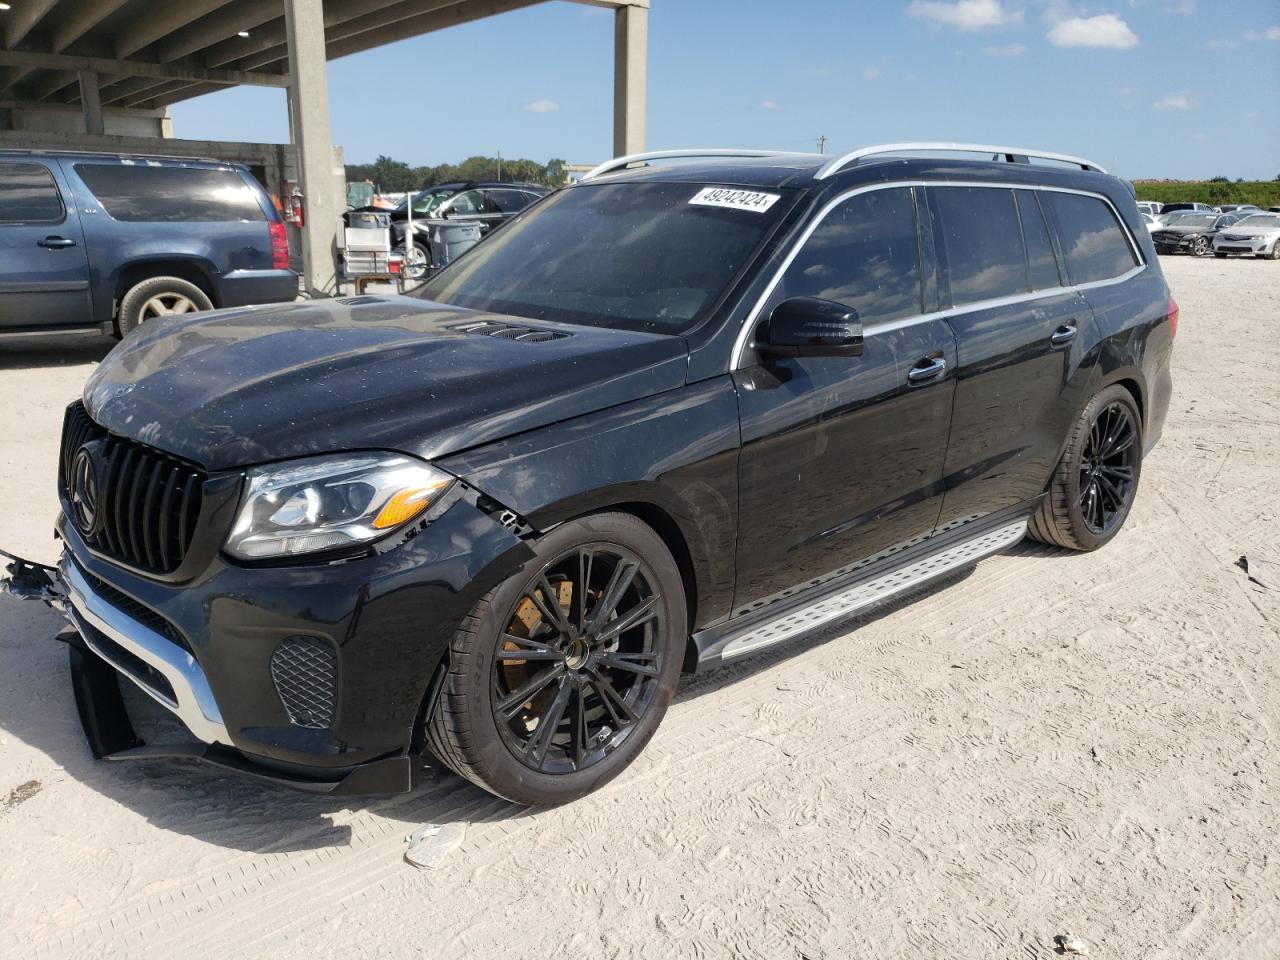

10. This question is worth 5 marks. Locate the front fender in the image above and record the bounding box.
[439,379,742,631]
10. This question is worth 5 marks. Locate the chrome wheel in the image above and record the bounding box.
[492,544,665,775]
[1078,401,1138,535]
[139,292,198,320]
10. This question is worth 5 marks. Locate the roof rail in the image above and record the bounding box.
[814,142,1108,179]
[580,149,818,182]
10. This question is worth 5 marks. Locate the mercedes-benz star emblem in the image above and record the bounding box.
[69,446,100,537]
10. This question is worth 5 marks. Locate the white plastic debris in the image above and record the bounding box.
[403,822,466,869]
[1056,933,1091,955]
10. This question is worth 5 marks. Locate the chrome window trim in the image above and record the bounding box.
[730,180,1146,370]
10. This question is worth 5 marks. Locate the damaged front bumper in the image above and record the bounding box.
[2,549,412,796]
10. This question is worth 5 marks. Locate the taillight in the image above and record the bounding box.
[1167,296,1179,338]
[269,220,289,270]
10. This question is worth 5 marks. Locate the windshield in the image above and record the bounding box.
[1169,215,1217,228]
[1237,214,1280,228]
[396,189,453,216]
[414,182,793,334]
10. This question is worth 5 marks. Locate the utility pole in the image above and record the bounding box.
[816,135,827,155]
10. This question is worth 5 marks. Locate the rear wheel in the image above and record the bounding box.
[117,276,212,337]
[1028,385,1143,552]
[425,512,686,804]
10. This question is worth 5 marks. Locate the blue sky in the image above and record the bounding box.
[172,0,1280,180]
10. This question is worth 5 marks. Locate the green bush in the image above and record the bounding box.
[1133,180,1280,208]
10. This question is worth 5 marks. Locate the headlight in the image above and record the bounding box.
[225,453,453,560]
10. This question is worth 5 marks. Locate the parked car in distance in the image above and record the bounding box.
[1213,213,1280,259]
[357,182,550,258]
[13,143,1174,805]
[0,151,296,338]
[1136,201,1162,216]
[1157,201,1214,221]
[1151,212,1247,256]
[1216,204,1260,214]
[1141,213,1161,233]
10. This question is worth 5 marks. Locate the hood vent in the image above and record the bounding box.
[334,296,385,306]
[451,320,570,343]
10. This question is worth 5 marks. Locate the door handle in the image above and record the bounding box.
[907,355,947,384]
[1050,323,1077,347]
[37,236,76,249]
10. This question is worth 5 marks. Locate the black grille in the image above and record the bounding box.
[77,617,178,705]
[271,637,337,729]
[77,562,192,655]
[60,402,205,575]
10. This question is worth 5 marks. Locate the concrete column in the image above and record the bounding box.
[612,3,647,157]
[283,0,339,297]
[78,70,104,136]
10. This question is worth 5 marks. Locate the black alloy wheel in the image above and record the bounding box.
[1028,384,1144,552]
[424,511,685,804]
[492,544,666,774]
[1076,400,1139,535]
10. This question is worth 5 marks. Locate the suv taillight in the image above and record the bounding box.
[1167,296,1179,338]
[269,220,289,271]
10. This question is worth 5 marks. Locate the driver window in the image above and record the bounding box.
[447,190,486,215]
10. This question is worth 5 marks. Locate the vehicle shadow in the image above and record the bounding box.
[0,596,531,854]
[0,335,114,371]
[0,558,998,854]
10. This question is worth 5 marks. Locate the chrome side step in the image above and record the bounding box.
[701,519,1027,666]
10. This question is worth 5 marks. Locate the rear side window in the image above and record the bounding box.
[932,186,1027,305]
[487,189,536,213]
[0,162,64,223]
[1042,192,1139,285]
[775,186,921,325]
[1016,190,1063,290]
[74,164,264,222]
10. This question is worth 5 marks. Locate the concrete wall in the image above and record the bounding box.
[1,102,170,138]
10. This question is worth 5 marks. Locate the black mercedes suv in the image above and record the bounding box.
[8,144,1175,805]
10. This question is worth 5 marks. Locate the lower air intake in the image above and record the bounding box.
[270,636,337,729]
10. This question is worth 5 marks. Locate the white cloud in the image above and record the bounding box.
[1206,38,1240,49]
[523,99,559,113]
[1193,132,1208,142]
[1047,14,1139,49]
[759,99,781,111]
[1266,26,1280,40]
[1165,0,1195,14]
[983,42,1026,56]
[906,0,1022,31]
[1153,92,1196,110]
[863,65,882,79]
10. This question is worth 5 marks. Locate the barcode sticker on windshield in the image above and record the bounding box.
[689,187,781,213]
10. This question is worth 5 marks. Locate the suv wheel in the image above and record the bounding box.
[1028,384,1143,552]
[425,512,686,804]
[117,276,213,337]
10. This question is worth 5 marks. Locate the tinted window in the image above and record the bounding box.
[75,164,264,222]
[0,162,63,223]
[1017,190,1062,290]
[774,186,921,325]
[444,189,488,215]
[487,189,538,213]
[933,187,1027,304]
[1043,192,1139,284]
[416,181,790,334]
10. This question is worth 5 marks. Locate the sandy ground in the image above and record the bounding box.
[0,255,1276,959]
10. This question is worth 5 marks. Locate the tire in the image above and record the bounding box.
[1191,236,1210,257]
[1267,244,1280,261]
[117,276,213,337]
[425,511,687,804]
[1028,384,1144,552]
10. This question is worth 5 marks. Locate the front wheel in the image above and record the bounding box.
[1191,236,1210,257]
[1028,384,1144,551]
[425,512,686,804]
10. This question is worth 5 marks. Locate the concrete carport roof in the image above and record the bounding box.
[0,0,649,294]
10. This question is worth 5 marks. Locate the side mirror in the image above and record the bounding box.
[759,297,863,359]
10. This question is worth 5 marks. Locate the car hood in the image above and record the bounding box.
[1220,224,1280,238]
[82,297,689,471]
[1154,224,1216,236]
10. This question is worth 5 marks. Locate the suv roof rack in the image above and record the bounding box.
[580,149,819,181]
[814,142,1108,179]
